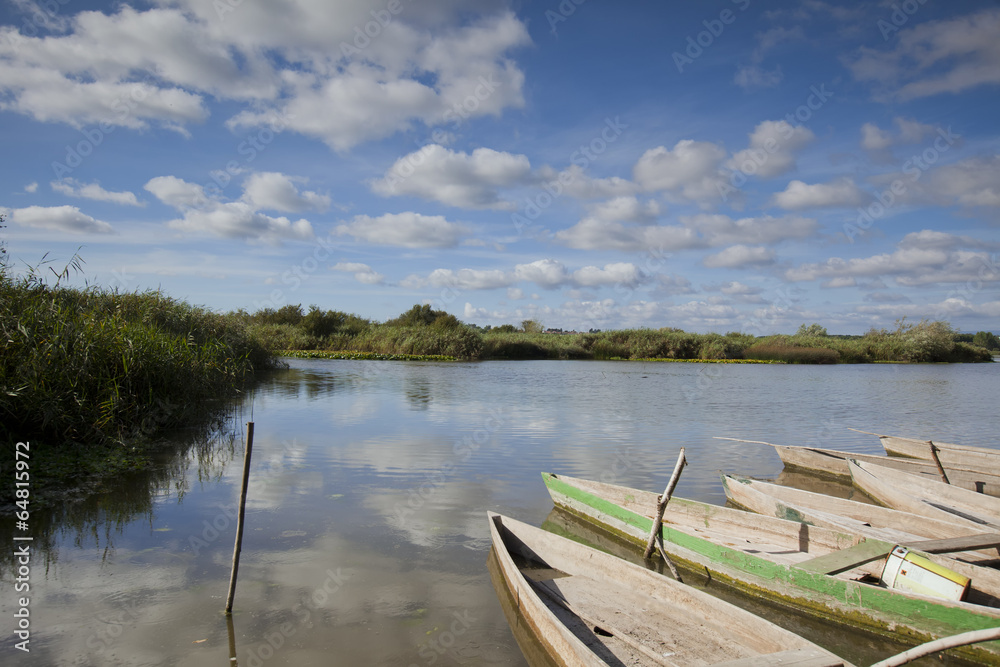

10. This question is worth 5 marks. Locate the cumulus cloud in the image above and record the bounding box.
[771,179,869,210]
[336,212,465,248]
[785,231,1000,286]
[555,212,817,252]
[403,259,651,291]
[734,65,783,89]
[0,4,530,149]
[51,178,144,206]
[633,140,728,202]
[144,175,313,242]
[371,145,530,209]
[5,204,113,233]
[331,262,384,285]
[727,120,815,179]
[242,172,330,212]
[703,245,776,268]
[846,8,1000,100]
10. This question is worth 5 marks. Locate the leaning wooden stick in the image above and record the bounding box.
[870,626,1000,667]
[643,448,687,559]
[928,440,951,485]
[226,421,255,614]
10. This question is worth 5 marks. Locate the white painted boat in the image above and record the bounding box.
[848,459,1000,529]
[487,511,853,666]
[772,444,1000,497]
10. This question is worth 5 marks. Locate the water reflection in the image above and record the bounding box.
[1,359,997,665]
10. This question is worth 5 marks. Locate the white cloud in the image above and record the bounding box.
[242,172,329,212]
[331,262,384,285]
[719,281,761,296]
[555,212,817,252]
[226,12,531,151]
[371,145,530,209]
[336,212,465,248]
[6,204,113,233]
[145,175,314,242]
[633,140,728,202]
[727,120,814,179]
[734,65,783,89]
[543,165,639,200]
[703,245,776,268]
[916,155,1000,209]
[771,179,869,210]
[860,122,892,151]
[144,176,208,208]
[588,196,660,223]
[51,178,144,206]
[0,4,530,149]
[402,259,649,291]
[785,231,1000,286]
[24,182,38,193]
[847,8,1000,100]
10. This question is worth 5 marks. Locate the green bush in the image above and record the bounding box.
[744,343,839,364]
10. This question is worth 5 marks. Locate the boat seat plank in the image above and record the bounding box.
[712,648,847,667]
[794,540,894,575]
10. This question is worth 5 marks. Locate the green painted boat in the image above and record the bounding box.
[542,472,1000,665]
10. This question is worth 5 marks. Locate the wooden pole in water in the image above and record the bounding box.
[226,422,254,614]
[643,448,686,559]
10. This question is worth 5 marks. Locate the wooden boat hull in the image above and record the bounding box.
[774,445,1000,497]
[488,511,852,666]
[542,472,1000,665]
[722,474,998,559]
[873,434,1000,473]
[721,475,1000,602]
[848,460,1000,529]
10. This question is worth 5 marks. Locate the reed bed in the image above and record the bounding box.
[0,272,280,505]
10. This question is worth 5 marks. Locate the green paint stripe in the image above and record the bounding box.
[541,473,1000,645]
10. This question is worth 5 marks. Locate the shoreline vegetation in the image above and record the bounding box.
[250,303,998,365]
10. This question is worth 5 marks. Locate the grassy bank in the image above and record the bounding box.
[241,304,996,364]
[0,265,281,507]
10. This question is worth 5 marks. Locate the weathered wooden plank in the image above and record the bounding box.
[909,533,1000,554]
[794,539,894,575]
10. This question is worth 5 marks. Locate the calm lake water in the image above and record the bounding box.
[3,358,999,666]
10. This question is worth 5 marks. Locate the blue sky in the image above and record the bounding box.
[1,0,998,334]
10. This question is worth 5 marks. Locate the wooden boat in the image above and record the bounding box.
[542,472,1000,664]
[722,475,1000,583]
[487,511,853,666]
[855,430,1000,472]
[722,475,999,559]
[848,459,1000,529]
[772,444,1000,497]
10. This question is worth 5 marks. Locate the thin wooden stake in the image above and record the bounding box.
[226,422,255,614]
[928,440,950,485]
[644,449,687,559]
